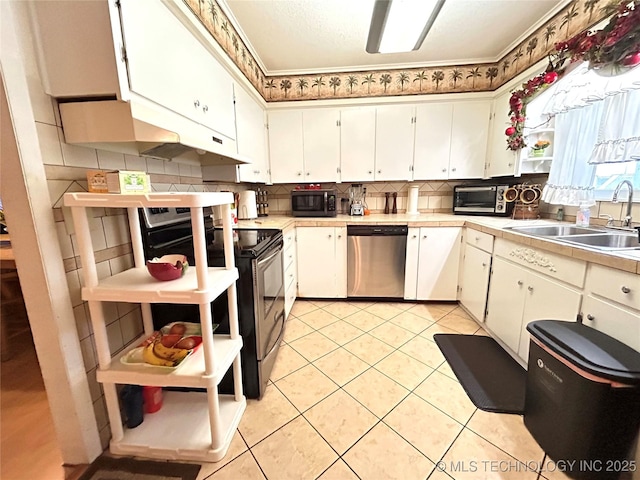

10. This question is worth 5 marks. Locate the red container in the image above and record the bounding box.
[143,386,163,413]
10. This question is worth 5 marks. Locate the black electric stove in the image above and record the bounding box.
[207,228,283,258]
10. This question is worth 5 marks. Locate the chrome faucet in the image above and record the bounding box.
[612,180,634,227]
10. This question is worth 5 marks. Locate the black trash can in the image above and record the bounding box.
[525,320,640,480]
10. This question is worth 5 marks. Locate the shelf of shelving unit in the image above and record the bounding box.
[82,267,238,304]
[97,334,243,388]
[63,191,245,463]
[63,191,235,208]
[110,391,245,462]
[522,156,553,162]
[526,127,554,135]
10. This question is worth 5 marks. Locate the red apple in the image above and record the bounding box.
[544,71,559,84]
[505,126,516,136]
[622,52,640,67]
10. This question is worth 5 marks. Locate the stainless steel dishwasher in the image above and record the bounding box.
[347,225,408,298]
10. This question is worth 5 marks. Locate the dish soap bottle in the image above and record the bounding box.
[576,203,591,227]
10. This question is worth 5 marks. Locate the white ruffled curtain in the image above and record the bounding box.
[540,62,640,205]
[541,102,604,206]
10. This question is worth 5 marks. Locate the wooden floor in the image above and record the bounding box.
[1,311,88,480]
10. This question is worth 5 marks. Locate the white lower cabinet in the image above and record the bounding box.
[485,256,582,362]
[404,227,461,301]
[459,244,492,321]
[283,226,297,318]
[582,264,640,352]
[296,227,347,298]
[581,295,640,352]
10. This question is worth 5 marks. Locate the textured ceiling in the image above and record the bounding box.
[223,0,570,75]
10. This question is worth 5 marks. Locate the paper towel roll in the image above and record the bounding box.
[407,185,419,215]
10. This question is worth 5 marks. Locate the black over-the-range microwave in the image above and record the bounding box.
[291,189,337,217]
[453,184,512,216]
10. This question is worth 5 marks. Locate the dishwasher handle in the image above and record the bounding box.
[347,225,408,236]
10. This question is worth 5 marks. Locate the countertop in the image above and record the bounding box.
[232,214,640,274]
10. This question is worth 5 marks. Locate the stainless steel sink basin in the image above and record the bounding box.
[556,233,640,250]
[507,225,602,237]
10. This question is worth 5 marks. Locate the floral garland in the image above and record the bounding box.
[505,0,640,151]
[505,70,559,151]
[556,0,640,70]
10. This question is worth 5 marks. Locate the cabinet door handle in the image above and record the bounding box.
[442,168,447,173]
[202,105,209,113]
[482,262,487,267]
[517,280,523,286]
[297,172,302,176]
[328,234,332,238]
[306,172,310,176]
[289,273,294,278]
[412,235,417,239]
[193,100,200,107]
[508,163,513,167]
[475,236,480,241]
[368,170,373,174]
[422,235,427,239]
[338,234,342,239]
[451,167,457,172]
[527,286,534,292]
[621,286,631,294]
[377,170,382,174]
[586,314,595,321]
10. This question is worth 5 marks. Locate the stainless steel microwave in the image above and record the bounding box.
[453,185,512,216]
[291,189,337,217]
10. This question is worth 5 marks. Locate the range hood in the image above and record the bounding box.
[58,100,250,166]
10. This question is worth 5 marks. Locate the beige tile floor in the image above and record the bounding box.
[199,299,567,480]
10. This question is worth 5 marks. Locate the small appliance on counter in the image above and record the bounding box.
[349,184,365,216]
[291,188,336,217]
[237,190,258,219]
[453,184,512,216]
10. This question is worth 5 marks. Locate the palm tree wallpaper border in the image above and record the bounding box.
[183,0,609,102]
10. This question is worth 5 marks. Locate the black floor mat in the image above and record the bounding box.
[434,334,527,414]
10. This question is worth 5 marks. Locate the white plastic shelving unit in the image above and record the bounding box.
[64,192,246,462]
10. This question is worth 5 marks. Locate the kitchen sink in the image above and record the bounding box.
[506,225,603,237]
[555,233,640,250]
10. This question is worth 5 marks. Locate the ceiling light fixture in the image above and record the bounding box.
[366,0,446,54]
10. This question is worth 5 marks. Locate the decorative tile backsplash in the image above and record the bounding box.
[264,181,459,215]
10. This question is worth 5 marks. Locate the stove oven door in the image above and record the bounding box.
[254,240,285,362]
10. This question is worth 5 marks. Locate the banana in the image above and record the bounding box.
[152,340,189,364]
[143,344,175,367]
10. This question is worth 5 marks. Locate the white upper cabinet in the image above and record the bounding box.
[235,86,268,183]
[266,101,493,184]
[448,101,491,179]
[268,110,304,183]
[413,101,490,180]
[303,109,340,182]
[487,89,518,177]
[340,108,376,182]
[33,0,237,140]
[375,105,416,181]
[119,0,235,139]
[413,104,453,180]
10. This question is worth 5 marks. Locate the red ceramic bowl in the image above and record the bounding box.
[146,255,189,281]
